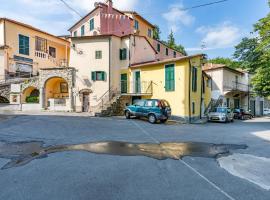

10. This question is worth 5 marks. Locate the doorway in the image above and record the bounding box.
[250,100,256,116]
[134,71,141,93]
[234,99,240,109]
[82,93,90,112]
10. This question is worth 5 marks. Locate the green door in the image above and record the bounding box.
[135,71,141,93]
[121,74,128,93]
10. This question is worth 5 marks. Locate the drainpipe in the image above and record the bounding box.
[109,37,111,94]
[200,73,203,119]
[188,59,192,124]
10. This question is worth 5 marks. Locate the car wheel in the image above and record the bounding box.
[148,114,157,124]
[160,119,168,123]
[125,111,131,119]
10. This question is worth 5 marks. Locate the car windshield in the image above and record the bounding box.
[215,108,227,113]
[133,100,145,107]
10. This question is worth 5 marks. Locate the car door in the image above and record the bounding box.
[134,100,145,116]
[143,100,154,117]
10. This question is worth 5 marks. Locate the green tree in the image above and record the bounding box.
[166,30,187,56]
[233,2,270,96]
[233,37,262,72]
[167,30,175,48]
[209,57,241,69]
[153,25,161,40]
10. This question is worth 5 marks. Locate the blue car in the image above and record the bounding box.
[124,99,171,124]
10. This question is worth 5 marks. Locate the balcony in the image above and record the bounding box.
[120,81,153,96]
[224,81,251,93]
[35,51,68,67]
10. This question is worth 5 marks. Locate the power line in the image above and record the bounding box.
[59,0,83,18]
[135,0,231,15]
[182,0,230,11]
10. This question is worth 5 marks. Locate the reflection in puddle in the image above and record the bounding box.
[0,140,247,170]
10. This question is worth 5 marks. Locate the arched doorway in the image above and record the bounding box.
[22,87,40,103]
[44,77,69,111]
[79,89,91,112]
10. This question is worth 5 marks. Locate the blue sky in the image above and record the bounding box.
[0,0,269,58]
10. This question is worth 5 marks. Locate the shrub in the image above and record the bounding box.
[26,96,39,103]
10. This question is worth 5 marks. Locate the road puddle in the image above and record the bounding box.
[0,140,247,170]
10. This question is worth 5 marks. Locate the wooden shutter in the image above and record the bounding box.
[165,64,175,91]
[101,72,106,81]
[91,72,96,81]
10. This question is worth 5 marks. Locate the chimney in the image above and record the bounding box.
[106,0,113,8]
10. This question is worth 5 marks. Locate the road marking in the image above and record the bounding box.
[131,120,236,200]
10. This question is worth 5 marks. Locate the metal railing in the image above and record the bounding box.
[224,81,251,92]
[120,81,153,95]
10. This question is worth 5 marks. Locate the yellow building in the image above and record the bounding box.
[121,54,211,122]
[0,18,70,80]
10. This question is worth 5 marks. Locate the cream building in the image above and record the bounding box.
[203,64,265,116]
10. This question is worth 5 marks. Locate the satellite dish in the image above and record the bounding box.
[78,50,83,55]
[93,31,98,36]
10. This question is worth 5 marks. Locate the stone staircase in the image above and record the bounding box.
[204,96,224,115]
[95,95,130,117]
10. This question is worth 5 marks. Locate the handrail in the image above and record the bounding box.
[96,86,114,102]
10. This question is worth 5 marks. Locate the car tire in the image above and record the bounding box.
[160,119,168,123]
[148,114,157,124]
[125,111,131,119]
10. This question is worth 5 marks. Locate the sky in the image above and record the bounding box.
[0,0,269,58]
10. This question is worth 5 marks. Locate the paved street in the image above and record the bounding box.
[0,114,269,200]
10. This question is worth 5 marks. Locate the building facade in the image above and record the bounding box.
[203,63,265,116]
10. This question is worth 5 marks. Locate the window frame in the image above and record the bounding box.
[134,20,139,30]
[49,46,56,58]
[90,18,95,31]
[165,64,175,92]
[91,71,106,81]
[148,29,152,37]
[165,48,169,56]
[120,48,127,60]
[95,50,102,59]
[74,31,77,37]
[81,25,85,36]
[19,34,30,56]
[192,66,198,92]
[157,43,160,52]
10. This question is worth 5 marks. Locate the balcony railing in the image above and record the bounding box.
[120,81,153,95]
[35,51,68,67]
[224,81,251,93]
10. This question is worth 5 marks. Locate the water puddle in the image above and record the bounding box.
[0,140,247,170]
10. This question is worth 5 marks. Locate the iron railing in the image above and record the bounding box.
[224,81,251,92]
[120,80,153,95]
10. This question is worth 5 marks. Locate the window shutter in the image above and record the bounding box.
[123,48,127,60]
[101,72,106,81]
[25,36,29,55]
[119,49,122,60]
[91,72,96,81]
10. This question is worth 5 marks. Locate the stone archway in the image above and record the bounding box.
[39,68,75,111]
[0,96,9,103]
[22,86,40,103]
[0,85,10,102]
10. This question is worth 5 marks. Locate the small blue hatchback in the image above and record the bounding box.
[124,99,171,124]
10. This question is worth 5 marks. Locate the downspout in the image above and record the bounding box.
[188,59,192,123]
[109,37,111,92]
[199,73,203,119]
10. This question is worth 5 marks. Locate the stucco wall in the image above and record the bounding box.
[0,50,4,78]
[130,57,203,119]
[0,21,4,45]
[153,40,182,61]
[130,36,156,65]
[205,69,223,98]
[4,20,69,74]
[69,37,110,108]
[71,8,101,37]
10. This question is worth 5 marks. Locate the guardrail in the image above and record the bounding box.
[120,81,153,95]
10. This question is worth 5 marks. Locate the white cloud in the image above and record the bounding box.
[162,3,195,32]
[195,22,242,49]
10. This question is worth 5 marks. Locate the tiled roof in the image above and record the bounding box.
[203,63,244,74]
[0,18,69,43]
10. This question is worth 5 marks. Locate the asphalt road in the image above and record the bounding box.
[0,114,269,200]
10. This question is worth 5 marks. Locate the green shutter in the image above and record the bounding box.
[123,48,127,60]
[91,72,96,81]
[165,64,175,91]
[19,35,29,55]
[101,72,106,81]
[119,49,122,60]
